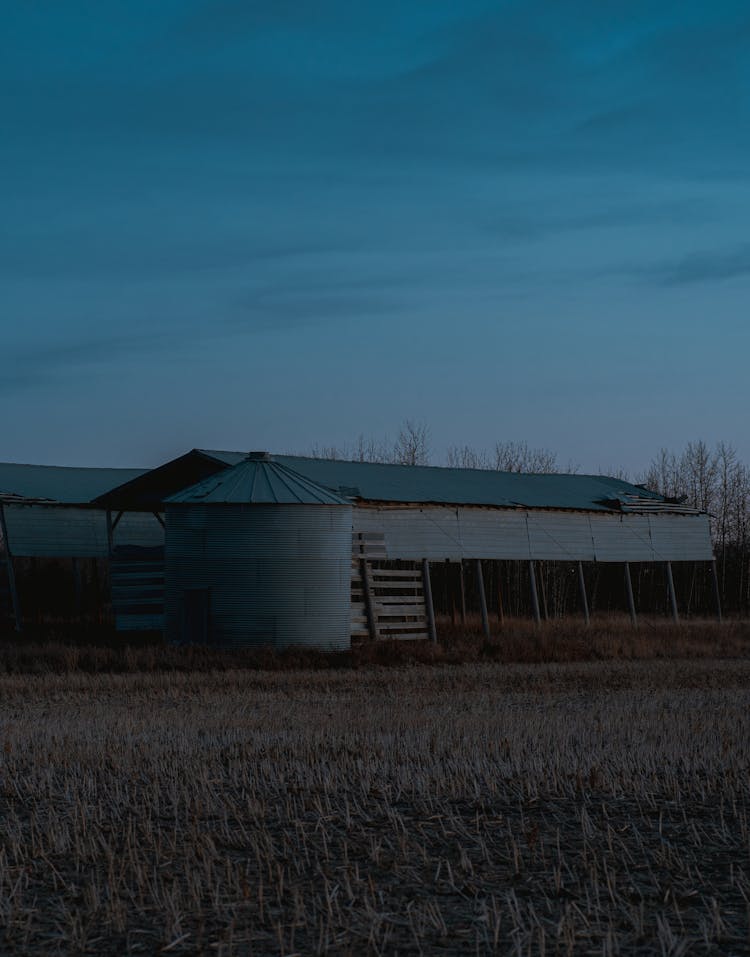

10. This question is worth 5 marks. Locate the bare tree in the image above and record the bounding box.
[353,433,392,464]
[493,440,559,474]
[393,420,431,466]
[445,445,491,470]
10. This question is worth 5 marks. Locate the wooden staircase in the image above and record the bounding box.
[351,533,429,641]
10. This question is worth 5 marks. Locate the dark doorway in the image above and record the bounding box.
[182,588,210,644]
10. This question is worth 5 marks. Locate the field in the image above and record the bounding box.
[1,654,749,954]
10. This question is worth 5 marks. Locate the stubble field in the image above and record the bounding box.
[1,658,749,955]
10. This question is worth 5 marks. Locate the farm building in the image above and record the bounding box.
[0,462,163,631]
[91,448,717,648]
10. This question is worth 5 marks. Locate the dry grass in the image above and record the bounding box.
[1,659,749,954]
[1,618,749,675]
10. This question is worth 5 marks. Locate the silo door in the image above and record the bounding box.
[182,589,210,644]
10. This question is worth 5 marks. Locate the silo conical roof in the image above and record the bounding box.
[164,453,351,505]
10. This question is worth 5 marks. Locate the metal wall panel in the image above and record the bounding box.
[589,514,655,562]
[458,510,531,560]
[354,506,712,562]
[526,512,596,561]
[3,504,108,557]
[165,504,352,650]
[2,505,165,557]
[648,513,713,561]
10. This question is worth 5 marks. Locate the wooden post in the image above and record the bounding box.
[106,509,114,558]
[711,559,723,623]
[360,558,379,641]
[0,504,22,633]
[446,559,456,626]
[538,563,549,621]
[528,560,541,625]
[422,559,437,644]
[624,562,638,628]
[577,561,590,627]
[72,557,82,618]
[458,560,467,625]
[496,562,505,625]
[665,561,679,622]
[475,559,490,639]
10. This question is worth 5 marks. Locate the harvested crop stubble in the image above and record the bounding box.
[1,660,749,954]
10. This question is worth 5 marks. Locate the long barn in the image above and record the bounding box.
[91,448,716,647]
[0,449,717,641]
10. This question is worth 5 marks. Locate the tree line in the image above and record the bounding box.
[309,423,750,617]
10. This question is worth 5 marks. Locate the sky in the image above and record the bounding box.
[3,1,750,473]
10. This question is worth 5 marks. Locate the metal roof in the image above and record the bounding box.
[199,450,673,513]
[0,462,147,505]
[166,454,351,506]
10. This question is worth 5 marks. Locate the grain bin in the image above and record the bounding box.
[164,453,352,650]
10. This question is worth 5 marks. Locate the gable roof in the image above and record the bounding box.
[200,450,687,513]
[0,462,147,505]
[81,447,697,515]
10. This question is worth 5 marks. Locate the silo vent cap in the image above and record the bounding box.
[246,451,271,460]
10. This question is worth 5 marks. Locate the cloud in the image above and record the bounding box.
[649,245,750,286]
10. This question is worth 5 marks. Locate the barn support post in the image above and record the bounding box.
[528,560,541,625]
[0,504,22,633]
[577,561,590,626]
[72,557,82,617]
[496,562,505,626]
[475,559,490,639]
[106,509,124,557]
[538,563,549,620]
[624,562,638,628]
[360,558,379,641]
[665,561,679,623]
[106,509,114,558]
[711,559,723,623]
[458,560,467,625]
[422,559,437,644]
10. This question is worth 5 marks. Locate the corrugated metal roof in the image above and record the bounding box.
[0,462,147,505]
[166,454,351,505]
[199,450,670,513]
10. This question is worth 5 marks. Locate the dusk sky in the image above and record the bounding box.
[3,1,750,473]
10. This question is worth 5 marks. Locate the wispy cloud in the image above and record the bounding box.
[646,244,750,285]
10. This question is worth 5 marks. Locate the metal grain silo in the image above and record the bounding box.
[164,452,352,651]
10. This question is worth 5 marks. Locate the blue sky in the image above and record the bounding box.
[3,1,750,471]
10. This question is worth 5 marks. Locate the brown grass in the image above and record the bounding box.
[0,617,748,675]
[1,659,749,954]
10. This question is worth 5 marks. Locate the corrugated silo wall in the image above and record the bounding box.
[352,506,713,562]
[165,503,352,650]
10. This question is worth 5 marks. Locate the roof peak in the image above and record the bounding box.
[166,456,351,506]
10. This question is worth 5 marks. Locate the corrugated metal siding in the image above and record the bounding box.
[525,512,596,561]
[648,513,713,561]
[354,506,713,562]
[3,504,108,557]
[589,514,654,562]
[2,505,164,557]
[165,504,352,650]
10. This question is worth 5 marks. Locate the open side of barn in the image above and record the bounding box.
[1,449,720,643]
